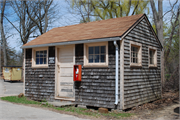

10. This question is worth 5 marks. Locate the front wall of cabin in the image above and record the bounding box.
[123,18,161,109]
[25,47,55,101]
[75,41,120,109]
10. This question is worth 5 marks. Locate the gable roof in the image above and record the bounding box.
[22,14,162,48]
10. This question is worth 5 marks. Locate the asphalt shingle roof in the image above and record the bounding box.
[23,14,144,47]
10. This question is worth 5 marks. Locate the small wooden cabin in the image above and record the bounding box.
[22,14,162,110]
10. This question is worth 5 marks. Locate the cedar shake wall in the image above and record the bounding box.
[75,41,120,109]
[25,47,55,101]
[123,18,161,109]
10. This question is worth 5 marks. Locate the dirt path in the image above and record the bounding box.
[135,103,179,120]
[154,103,179,120]
[128,91,180,120]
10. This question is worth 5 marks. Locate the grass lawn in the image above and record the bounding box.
[1,96,133,119]
[1,96,41,104]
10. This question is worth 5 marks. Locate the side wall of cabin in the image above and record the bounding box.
[25,47,55,101]
[75,41,120,109]
[123,18,161,109]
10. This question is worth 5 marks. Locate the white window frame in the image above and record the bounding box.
[130,41,142,67]
[84,42,108,67]
[148,46,157,67]
[32,47,48,68]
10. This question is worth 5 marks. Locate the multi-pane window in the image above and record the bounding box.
[88,46,106,63]
[36,50,47,65]
[148,46,157,67]
[131,46,139,63]
[149,49,155,64]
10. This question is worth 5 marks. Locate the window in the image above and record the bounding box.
[148,46,157,67]
[130,41,142,67]
[131,46,139,63]
[32,47,48,68]
[149,49,155,64]
[35,50,47,65]
[84,42,108,67]
[88,46,106,63]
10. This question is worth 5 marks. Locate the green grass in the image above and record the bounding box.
[102,112,132,118]
[1,96,133,118]
[1,96,41,105]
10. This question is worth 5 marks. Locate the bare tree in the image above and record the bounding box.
[5,1,37,45]
[151,0,179,90]
[0,0,7,66]
[5,0,58,45]
[164,2,179,90]
[164,2,179,62]
[25,0,55,35]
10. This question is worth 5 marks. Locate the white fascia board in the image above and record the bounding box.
[21,37,120,49]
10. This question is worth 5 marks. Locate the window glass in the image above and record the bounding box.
[131,46,138,63]
[36,51,39,57]
[101,46,105,54]
[44,58,46,64]
[100,55,105,62]
[94,55,99,62]
[89,47,93,54]
[89,55,93,63]
[149,50,154,64]
[88,46,106,63]
[36,58,39,64]
[95,46,99,54]
[44,50,47,57]
[40,51,43,57]
[36,50,47,65]
[40,58,43,64]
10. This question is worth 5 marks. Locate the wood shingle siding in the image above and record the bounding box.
[123,18,161,109]
[75,41,120,109]
[25,47,55,101]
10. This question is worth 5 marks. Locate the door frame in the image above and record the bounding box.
[55,45,75,101]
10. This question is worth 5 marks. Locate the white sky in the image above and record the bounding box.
[6,0,179,52]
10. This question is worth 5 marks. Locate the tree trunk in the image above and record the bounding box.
[150,0,164,89]
[0,0,7,66]
[0,1,2,75]
[179,16,180,92]
[157,1,165,90]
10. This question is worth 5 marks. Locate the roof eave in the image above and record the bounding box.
[21,36,121,49]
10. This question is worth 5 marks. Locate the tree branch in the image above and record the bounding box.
[4,16,21,34]
[132,0,139,15]
[162,0,178,19]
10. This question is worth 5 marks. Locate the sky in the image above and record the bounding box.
[5,0,180,52]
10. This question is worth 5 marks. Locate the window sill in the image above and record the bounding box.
[130,63,142,68]
[83,64,108,68]
[31,65,48,68]
[149,64,157,68]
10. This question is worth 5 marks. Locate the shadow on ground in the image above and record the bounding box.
[3,80,23,83]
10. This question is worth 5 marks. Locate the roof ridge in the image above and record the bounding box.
[57,14,144,29]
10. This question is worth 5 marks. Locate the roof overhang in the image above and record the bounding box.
[21,36,121,49]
